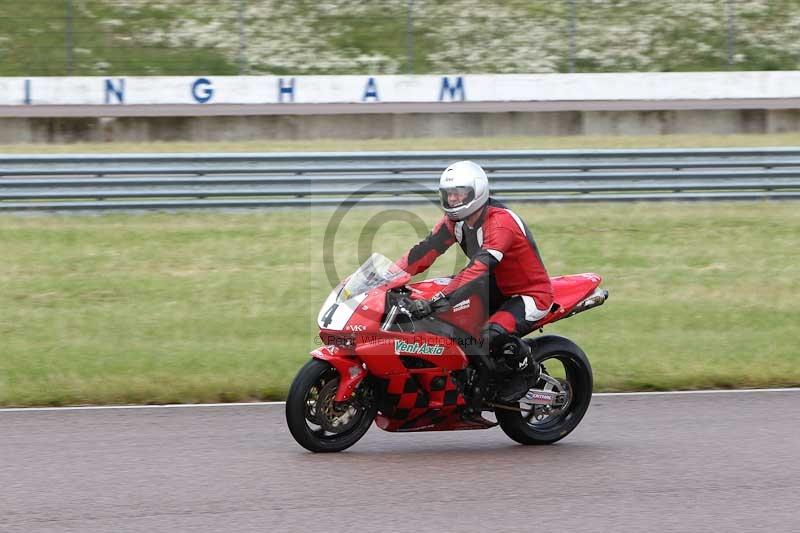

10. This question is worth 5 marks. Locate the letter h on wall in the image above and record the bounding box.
[278,78,295,103]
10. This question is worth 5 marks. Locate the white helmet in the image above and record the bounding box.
[438,160,489,221]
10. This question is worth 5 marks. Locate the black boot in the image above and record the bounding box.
[498,339,540,403]
[462,357,497,426]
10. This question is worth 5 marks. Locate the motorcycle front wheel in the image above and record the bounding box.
[496,336,593,445]
[285,359,377,453]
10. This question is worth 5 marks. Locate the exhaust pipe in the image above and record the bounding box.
[567,288,609,317]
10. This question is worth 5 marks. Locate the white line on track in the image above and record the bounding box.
[0,388,798,413]
[0,401,286,413]
[594,388,800,396]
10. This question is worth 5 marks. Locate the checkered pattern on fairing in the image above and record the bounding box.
[415,373,465,408]
[380,375,429,421]
[375,372,467,431]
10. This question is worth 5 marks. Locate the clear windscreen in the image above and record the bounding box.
[337,253,404,303]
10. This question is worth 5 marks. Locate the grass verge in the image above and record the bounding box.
[2,132,800,154]
[0,201,798,406]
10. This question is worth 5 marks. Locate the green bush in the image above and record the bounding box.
[2,0,798,76]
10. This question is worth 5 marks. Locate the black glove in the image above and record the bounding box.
[409,292,449,318]
[409,299,432,318]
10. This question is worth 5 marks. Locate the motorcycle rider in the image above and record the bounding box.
[395,160,554,409]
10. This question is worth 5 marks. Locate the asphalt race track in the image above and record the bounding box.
[2,390,799,532]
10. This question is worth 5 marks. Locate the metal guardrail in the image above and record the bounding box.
[2,148,800,211]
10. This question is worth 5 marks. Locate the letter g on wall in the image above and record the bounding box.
[192,78,214,104]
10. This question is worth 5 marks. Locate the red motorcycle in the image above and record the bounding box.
[286,253,608,452]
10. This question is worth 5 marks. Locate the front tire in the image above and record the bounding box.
[496,336,593,445]
[285,359,377,453]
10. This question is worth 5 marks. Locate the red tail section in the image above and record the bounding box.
[535,273,604,327]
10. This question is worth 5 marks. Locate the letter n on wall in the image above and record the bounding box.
[105,78,125,104]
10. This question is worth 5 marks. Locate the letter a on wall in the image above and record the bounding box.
[363,77,379,102]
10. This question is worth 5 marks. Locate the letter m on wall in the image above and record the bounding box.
[439,76,465,101]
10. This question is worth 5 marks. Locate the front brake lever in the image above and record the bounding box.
[395,297,417,332]
[395,295,412,317]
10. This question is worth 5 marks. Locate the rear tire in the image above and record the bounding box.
[496,336,592,445]
[285,359,377,453]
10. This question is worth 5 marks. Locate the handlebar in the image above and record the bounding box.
[381,290,450,332]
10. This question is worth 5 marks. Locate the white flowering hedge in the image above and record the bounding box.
[4,0,800,75]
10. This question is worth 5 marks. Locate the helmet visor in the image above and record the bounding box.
[440,186,476,209]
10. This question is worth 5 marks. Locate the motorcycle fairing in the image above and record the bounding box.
[374,372,486,432]
[318,288,387,334]
[354,327,472,374]
[310,345,367,402]
[534,273,603,327]
[317,291,368,331]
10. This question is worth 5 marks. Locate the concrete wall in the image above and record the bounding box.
[7,72,800,105]
[2,108,800,144]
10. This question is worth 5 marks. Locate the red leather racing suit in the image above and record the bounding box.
[396,198,554,337]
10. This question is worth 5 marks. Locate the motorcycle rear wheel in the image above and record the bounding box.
[285,359,377,453]
[496,336,593,445]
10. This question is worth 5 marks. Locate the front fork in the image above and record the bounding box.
[310,345,367,402]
